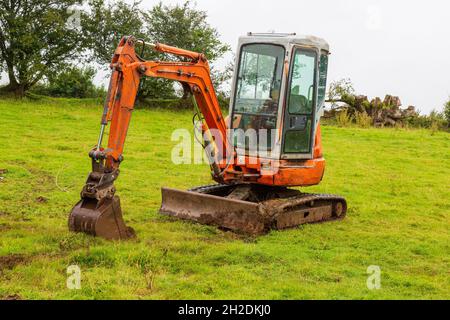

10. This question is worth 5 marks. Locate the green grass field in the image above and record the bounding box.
[0,98,448,300]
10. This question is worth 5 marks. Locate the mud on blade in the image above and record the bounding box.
[160,187,268,234]
[159,185,347,235]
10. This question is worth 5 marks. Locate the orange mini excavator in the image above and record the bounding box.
[69,33,347,240]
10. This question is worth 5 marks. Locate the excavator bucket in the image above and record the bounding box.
[69,195,135,240]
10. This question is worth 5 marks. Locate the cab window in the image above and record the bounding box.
[288,50,316,115]
[284,49,317,154]
[232,44,285,151]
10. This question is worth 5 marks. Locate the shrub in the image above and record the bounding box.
[138,78,177,100]
[33,66,105,99]
[216,92,230,111]
[355,111,372,128]
[405,110,446,130]
[429,109,446,130]
[406,114,432,128]
[444,99,450,127]
[336,109,353,127]
[430,121,439,136]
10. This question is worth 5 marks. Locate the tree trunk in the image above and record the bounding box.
[0,62,25,97]
[1,83,26,97]
[1,64,27,97]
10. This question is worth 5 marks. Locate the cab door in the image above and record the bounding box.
[281,47,319,160]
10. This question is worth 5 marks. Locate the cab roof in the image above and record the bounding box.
[239,32,330,52]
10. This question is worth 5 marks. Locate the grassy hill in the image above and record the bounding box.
[0,98,448,299]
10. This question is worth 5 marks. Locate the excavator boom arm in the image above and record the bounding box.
[94,36,229,172]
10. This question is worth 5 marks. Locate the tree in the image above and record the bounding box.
[144,1,229,62]
[82,0,145,65]
[83,1,230,102]
[0,0,86,96]
[210,60,234,95]
[142,1,231,99]
[327,78,355,104]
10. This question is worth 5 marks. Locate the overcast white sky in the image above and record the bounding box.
[2,0,448,113]
[134,0,450,113]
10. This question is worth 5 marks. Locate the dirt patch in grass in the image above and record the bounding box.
[12,161,55,194]
[35,196,48,203]
[0,223,11,231]
[0,169,7,182]
[1,294,22,300]
[0,254,28,272]
[26,167,53,185]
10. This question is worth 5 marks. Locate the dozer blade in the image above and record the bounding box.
[69,195,135,240]
[160,187,268,234]
[159,184,347,235]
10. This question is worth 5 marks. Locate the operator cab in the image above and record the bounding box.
[229,32,329,160]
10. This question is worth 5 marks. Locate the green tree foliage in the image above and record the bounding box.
[84,0,230,102]
[141,0,231,99]
[429,109,446,130]
[444,98,450,126]
[0,0,230,102]
[144,1,229,62]
[0,0,86,96]
[82,0,145,65]
[34,66,102,98]
[327,78,355,103]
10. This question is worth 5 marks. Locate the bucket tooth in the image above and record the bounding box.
[69,195,135,240]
